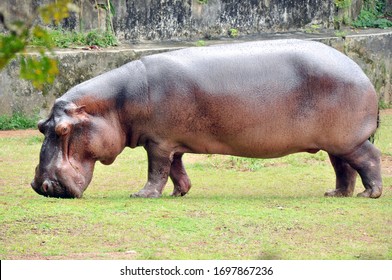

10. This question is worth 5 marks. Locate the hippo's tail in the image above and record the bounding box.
[369,107,380,144]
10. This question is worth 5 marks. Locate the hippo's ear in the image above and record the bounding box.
[74,105,86,115]
[65,105,89,122]
[64,104,86,116]
[73,105,90,123]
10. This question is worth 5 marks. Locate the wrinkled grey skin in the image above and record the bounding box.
[31,39,382,199]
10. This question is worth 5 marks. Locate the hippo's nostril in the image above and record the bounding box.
[42,180,52,194]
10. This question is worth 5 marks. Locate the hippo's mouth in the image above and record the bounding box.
[31,177,83,199]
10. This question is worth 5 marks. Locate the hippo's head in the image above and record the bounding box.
[31,100,126,198]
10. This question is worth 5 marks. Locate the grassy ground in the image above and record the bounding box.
[0,111,391,260]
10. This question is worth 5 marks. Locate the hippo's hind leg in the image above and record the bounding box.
[328,141,382,198]
[170,153,192,197]
[325,154,357,197]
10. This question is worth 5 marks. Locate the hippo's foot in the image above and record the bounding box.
[170,177,191,197]
[324,189,353,197]
[171,184,191,197]
[171,190,187,197]
[131,189,162,198]
[357,186,382,199]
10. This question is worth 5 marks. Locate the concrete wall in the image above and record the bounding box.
[387,0,392,13]
[0,48,138,117]
[1,31,391,117]
[0,0,335,41]
[333,32,392,106]
[113,0,335,41]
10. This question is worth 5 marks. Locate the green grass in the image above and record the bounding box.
[0,111,391,260]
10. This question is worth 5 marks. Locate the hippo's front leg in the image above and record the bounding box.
[131,142,171,198]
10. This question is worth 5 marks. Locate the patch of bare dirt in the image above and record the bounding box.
[5,251,138,260]
[380,108,392,116]
[0,129,40,138]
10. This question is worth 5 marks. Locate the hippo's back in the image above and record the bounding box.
[140,40,378,157]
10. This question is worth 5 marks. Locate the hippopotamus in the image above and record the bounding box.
[31,39,382,199]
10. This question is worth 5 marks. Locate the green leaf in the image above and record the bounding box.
[20,55,59,90]
[0,34,27,69]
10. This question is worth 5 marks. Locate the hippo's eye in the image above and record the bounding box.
[55,122,72,136]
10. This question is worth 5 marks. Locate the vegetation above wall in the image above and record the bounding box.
[335,0,392,29]
[31,28,118,48]
[352,0,392,28]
